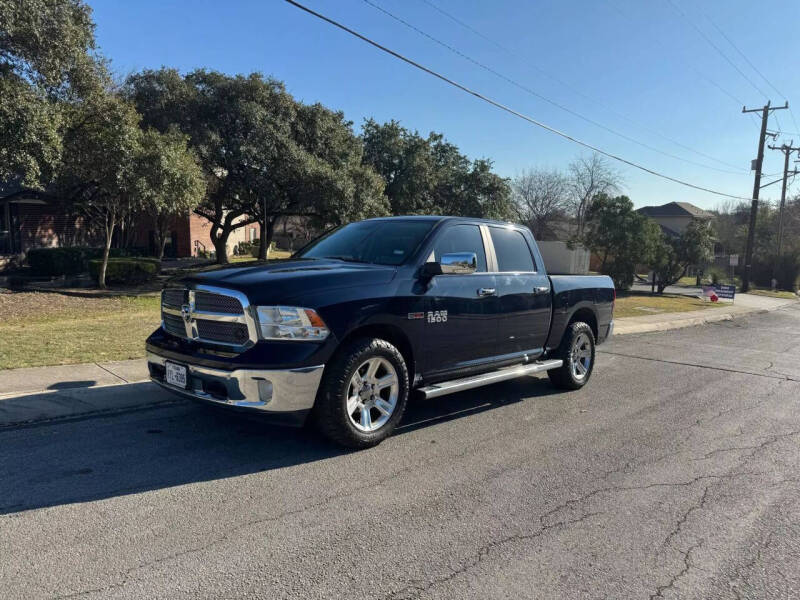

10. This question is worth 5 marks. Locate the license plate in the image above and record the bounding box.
[165,362,188,389]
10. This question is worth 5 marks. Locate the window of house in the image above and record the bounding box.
[431,225,487,272]
[490,227,535,272]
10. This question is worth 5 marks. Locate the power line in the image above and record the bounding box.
[703,11,800,141]
[416,0,750,174]
[363,0,748,176]
[665,0,769,100]
[605,0,759,131]
[284,0,755,202]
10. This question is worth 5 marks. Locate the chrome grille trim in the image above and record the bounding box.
[160,284,258,351]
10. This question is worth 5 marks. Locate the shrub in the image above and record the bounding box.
[26,246,155,276]
[88,258,160,285]
[26,247,88,276]
[751,253,800,291]
[249,241,276,258]
[234,241,254,256]
[704,265,728,285]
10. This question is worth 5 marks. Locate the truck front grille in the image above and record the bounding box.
[196,320,250,344]
[162,313,186,337]
[194,291,243,314]
[160,286,256,350]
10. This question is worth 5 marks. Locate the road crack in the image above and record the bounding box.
[650,539,704,599]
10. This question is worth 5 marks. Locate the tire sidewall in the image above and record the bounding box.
[563,322,595,388]
[321,338,409,446]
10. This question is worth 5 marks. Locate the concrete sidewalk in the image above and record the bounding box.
[0,292,795,427]
[0,359,150,398]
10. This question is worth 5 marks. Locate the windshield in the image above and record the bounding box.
[298,220,435,266]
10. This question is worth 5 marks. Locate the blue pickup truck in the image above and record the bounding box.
[146,216,614,447]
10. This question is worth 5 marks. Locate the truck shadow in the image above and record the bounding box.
[0,377,560,515]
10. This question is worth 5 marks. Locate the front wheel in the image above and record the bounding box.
[313,338,409,448]
[548,321,595,390]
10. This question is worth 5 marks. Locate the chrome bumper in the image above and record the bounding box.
[146,351,324,426]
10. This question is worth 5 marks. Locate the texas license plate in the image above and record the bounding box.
[165,361,188,389]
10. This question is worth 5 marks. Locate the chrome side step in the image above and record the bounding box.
[418,359,563,399]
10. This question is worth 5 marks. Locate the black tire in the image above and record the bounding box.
[547,321,596,390]
[313,337,409,449]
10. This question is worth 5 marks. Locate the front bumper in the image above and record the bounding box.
[147,351,325,427]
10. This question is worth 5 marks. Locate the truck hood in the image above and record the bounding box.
[182,258,397,305]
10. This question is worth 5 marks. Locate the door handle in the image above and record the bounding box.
[532,286,550,295]
[477,287,496,297]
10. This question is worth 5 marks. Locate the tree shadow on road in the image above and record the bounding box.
[0,376,561,515]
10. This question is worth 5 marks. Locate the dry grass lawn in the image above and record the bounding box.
[614,293,725,319]
[745,288,797,300]
[0,291,161,369]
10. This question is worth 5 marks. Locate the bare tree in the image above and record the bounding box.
[512,168,570,239]
[568,153,621,235]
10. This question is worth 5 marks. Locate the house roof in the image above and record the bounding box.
[637,201,713,219]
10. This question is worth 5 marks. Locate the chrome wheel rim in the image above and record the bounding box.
[570,332,592,381]
[346,357,399,432]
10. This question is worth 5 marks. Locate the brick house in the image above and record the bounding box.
[1,180,271,263]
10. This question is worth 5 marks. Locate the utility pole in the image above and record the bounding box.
[741,101,788,292]
[767,141,800,260]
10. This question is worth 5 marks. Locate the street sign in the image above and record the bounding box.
[729,254,739,267]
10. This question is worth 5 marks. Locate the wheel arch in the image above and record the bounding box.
[336,323,416,385]
[566,307,598,342]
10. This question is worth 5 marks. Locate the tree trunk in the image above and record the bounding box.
[259,216,276,261]
[154,215,168,260]
[212,233,229,264]
[98,215,115,290]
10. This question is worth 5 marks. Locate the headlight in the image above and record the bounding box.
[255,306,330,341]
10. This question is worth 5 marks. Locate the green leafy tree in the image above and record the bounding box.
[649,220,714,294]
[577,194,660,290]
[132,129,206,259]
[0,0,102,187]
[58,94,141,288]
[361,119,512,219]
[247,102,387,260]
[126,70,388,262]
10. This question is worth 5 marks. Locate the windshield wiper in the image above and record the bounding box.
[321,255,371,264]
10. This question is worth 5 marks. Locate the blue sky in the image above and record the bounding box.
[90,0,800,210]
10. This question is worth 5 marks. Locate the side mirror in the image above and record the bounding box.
[422,252,478,277]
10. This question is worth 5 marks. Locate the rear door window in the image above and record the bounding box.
[490,227,535,272]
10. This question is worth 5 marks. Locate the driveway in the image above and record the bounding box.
[2,305,800,598]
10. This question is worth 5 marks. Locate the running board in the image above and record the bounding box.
[418,359,563,400]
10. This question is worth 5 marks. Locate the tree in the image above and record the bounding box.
[132,129,206,259]
[0,0,102,187]
[512,168,570,239]
[577,194,660,290]
[361,119,437,215]
[361,119,512,219]
[568,153,621,236]
[649,219,714,294]
[58,94,141,288]
[125,69,386,263]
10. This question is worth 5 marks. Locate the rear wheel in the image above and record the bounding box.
[548,321,595,390]
[313,338,409,448]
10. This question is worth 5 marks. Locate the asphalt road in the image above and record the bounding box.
[3,305,800,599]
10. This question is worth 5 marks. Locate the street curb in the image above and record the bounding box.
[613,304,790,336]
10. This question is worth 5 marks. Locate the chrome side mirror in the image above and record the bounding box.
[439,252,478,274]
